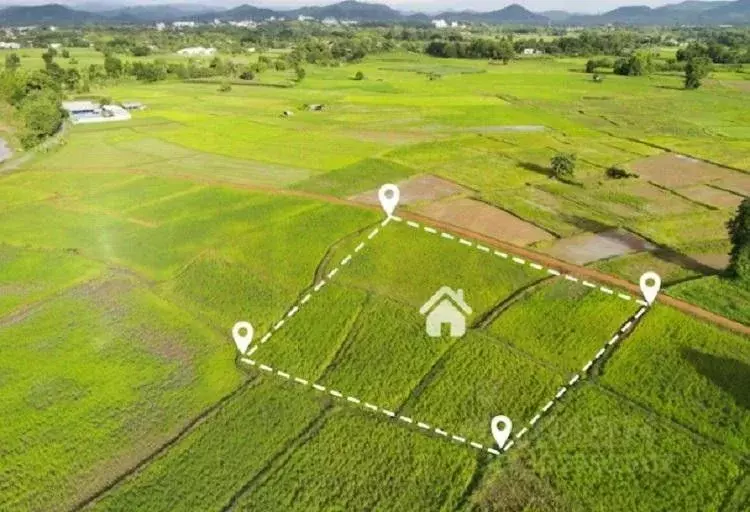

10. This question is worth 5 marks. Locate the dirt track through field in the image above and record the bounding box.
[109,167,750,337]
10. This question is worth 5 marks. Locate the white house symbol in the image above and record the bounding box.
[419,286,472,338]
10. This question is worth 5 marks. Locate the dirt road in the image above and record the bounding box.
[74,168,750,337]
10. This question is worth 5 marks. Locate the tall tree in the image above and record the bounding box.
[4,53,20,71]
[684,56,712,90]
[727,198,750,282]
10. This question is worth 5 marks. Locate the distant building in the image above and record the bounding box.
[0,42,21,49]
[297,15,314,22]
[177,46,216,56]
[172,21,196,28]
[322,17,338,26]
[155,22,166,31]
[49,43,62,49]
[229,20,257,28]
[522,48,543,55]
[432,19,448,29]
[62,101,132,125]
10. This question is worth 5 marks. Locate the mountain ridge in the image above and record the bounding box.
[1,0,749,26]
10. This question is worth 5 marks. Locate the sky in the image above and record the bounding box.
[20,0,731,15]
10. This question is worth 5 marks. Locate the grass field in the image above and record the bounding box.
[1,48,749,511]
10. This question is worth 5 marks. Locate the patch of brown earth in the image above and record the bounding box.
[545,229,656,265]
[713,173,750,197]
[349,174,468,205]
[630,153,735,188]
[678,185,745,209]
[689,253,730,271]
[415,197,555,246]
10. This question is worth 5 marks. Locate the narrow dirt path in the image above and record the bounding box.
[172,178,748,337]
[18,163,750,337]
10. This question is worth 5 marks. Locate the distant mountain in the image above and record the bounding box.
[567,0,750,25]
[437,4,549,24]
[700,0,750,22]
[540,10,574,22]
[0,3,104,25]
[1,0,749,27]
[103,4,222,22]
[198,4,280,21]
[289,0,402,21]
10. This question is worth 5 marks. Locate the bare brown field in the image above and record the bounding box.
[414,197,555,246]
[630,153,735,188]
[678,185,745,209]
[544,229,656,265]
[713,173,750,197]
[348,174,467,205]
[689,253,731,271]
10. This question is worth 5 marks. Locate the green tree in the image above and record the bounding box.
[295,66,306,82]
[727,198,750,282]
[354,70,365,80]
[64,68,80,91]
[684,56,712,89]
[61,49,70,58]
[18,89,64,149]
[551,153,576,180]
[104,55,123,78]
[4,53,20,71]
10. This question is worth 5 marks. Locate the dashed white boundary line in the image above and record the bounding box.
[256,217,392,348]
[241,306,648,458]
[240,357,500,456]
[241,214,652,458]
[390,216,647,307]
[509,305,649,444]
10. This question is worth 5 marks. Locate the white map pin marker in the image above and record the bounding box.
[378,184,400,218]
[639,271,661,306]
[232,321,254,355]
[490,415,513,450]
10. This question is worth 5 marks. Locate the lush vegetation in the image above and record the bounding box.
[1,20,749,511]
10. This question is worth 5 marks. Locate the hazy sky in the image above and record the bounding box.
[38,0,730,15]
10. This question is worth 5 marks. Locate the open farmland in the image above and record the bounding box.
[1,45,749,512]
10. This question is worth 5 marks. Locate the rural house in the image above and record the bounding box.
[419,287,472,338]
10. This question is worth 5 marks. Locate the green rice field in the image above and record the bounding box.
[1,49,748,511]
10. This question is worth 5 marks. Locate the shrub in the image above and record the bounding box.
[606,166,638,179]
[354,70,365,80]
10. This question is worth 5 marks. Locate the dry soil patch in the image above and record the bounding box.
[545,229,656,265]
[630,153,735,188]
[689,253,730,271]
[415,197,555,246]
[713,173,750,197]
[678,185,745,209]
[349,174,467,205]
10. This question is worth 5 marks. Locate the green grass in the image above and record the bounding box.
[488,279,637,372]
[87,380,326,512]
[232,408,478,511]
[0,245,104,316]
[0,277,239,511]
[520,386,743,511]
[292,157,419,197]
[669,276,750,326]
[4,48,750,511]
[329,220,543,318]
[602,305,750,453]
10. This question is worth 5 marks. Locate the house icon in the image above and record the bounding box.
[419,286,472,338]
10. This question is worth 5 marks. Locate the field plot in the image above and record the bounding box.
[414,197,556,247]
[601,305,750,453]
[520,386,743,511]
[244,215,642,455]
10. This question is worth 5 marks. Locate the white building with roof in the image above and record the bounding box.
[177,46,216,56]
